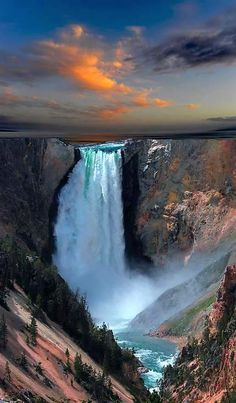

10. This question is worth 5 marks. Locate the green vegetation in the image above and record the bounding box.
[221,389,236,402]
[74,352,120,402]
[28,315,38,346]
[165,294,215,336]
[159,272,236,403]
[0,236,144,400]
[0,251,10,309]
[64,348,71,373]
[35,362,43,376]
[144,390,162,402]
[0,313,8,349]
[17,351,28,370]
[4,361,11,382]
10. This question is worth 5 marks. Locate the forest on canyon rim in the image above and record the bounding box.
[0,137,235,403]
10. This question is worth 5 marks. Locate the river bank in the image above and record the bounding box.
[149,334,187,349]
[115,329,178,390]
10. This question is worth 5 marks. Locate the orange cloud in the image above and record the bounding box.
[133,90,151,107]
[71,25,84,38]
[185,103,200,110]
[39,41,132,94]
[113,60,123,69]
[154,98,172,108]
[95,105,131,120]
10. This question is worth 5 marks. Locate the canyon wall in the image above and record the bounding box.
[160,263,236,402]
[124,139,236,267]
[0,138,75,258]
[1,137,236,270]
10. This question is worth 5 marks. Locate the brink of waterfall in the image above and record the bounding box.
[54,143,155,324]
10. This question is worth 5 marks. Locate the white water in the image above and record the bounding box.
[53,144,156,322]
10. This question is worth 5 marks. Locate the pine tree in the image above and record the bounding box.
[65,348,70,360]
[19,351,28,370]
[29,315,37,346]
[4,361,11,382]
[65,348,71,371]
[74,352,83,381]
[0,313,8,349]
[35,361,43,375]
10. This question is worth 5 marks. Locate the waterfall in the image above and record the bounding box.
[54,143,156,324]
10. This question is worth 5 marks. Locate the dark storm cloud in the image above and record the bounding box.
[140,17,236,72]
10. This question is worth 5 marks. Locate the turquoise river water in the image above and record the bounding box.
[115,329,177,391]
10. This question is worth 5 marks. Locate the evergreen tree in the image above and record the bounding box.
[74,352,83,381]
[65,347,70,360]
[35,361,43,375]
[29,315,37,346]
[0,313,8,349]
[18,351,28,370]
[4,361,11,382]
[65,347,71,371]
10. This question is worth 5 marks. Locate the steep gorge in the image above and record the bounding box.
[0,137,236,401]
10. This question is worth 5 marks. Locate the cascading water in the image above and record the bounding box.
[54,143,156,324]
[53,143,177,390]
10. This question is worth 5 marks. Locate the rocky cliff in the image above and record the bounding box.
[0,138,75,259]
[124,139,236,267]
[160,263,236,403]
[1,138,236,271]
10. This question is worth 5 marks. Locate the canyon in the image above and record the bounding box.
[0,137,236,402]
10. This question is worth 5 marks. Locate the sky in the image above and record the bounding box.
[0,0,236,137]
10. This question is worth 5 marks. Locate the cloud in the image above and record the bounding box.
[140,16,236,72]
[132,90,173,109]
[0,88,19,104]
[0,28,132,95]
[132,90,151,107]
[0,88,80,115]
[127,26,144,36]
[185,103,200,110]
[70,25,84,38]
[154,98,172,108]
[207,116,236,122]
[91,105,131,120]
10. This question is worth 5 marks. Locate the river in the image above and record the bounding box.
[115,329,177,391]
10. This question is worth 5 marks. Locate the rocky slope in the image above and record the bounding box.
[152,289,216,342]
[129,253,229,331]
[124,139,236,267]
[0,138,75,259]
[0,286,134,403]
[160,263,236,403]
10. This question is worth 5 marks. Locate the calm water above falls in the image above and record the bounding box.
[115,330,177,391]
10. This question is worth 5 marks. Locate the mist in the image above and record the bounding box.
[53,143,232,330]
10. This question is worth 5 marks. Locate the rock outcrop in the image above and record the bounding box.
[124,139,236,266]
[160,264,236,403]
[0,138,75,258]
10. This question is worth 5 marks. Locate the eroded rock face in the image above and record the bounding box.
[124,139,236,266]
[161,264,236,403]
[0,138,75,257]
